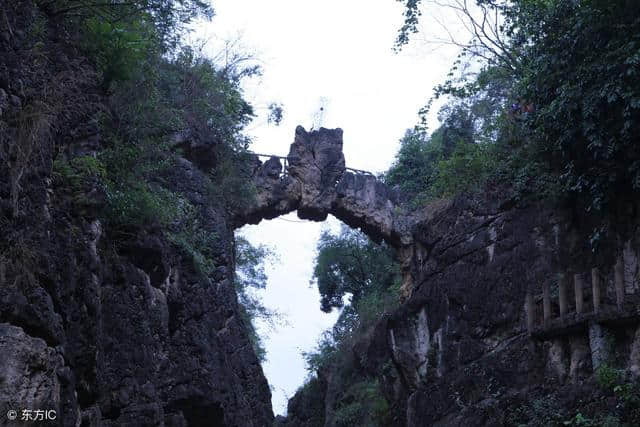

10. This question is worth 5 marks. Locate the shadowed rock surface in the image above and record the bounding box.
[0,4,272,425]
[279,184,640,426]
[0,130,274,426]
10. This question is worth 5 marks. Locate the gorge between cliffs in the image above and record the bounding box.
[2,1,640,426]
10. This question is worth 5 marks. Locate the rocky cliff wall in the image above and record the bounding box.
[0,4,273,426]
[273,140,640,425]
[387,194,640,426]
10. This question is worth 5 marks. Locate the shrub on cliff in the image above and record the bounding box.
[334,379,391,427]
[394,0,640,241]
[385,106,498,205]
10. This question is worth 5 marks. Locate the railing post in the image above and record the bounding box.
[591,268,601,313]
[615,254,625,309]
[542,281,551,325]
[574,273,584,314]
[558,272,568,320]
[525,291,535,333]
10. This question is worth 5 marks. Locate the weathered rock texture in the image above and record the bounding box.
[234,126,413,248]
[0,3,272,426]
[272,135,640,425]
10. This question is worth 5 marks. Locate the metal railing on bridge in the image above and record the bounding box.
[249,152,374,178]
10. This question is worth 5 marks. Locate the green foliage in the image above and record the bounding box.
[44,0,259,237]
[49,0,213,91]
[167,201,218,278]
[593,363,640,423]
[515,1,640,218]
[46,5,265,376]
[313,225,399,313]
[433,138,496,197]
[385,107,497,206]
[27,13,48,42]
[164,48,256,150]
[235,236,273,304]
[291,376,326,427]
[385,129,440,206]
[70,155,107,178]
[30,0,264,377]
[105,183,181,230]
[53,155,106,191]
[614,383,639,405]
[91,39,257,233]
[355,282,400,328]
[302,226,399,425]
[52,155,109,212]
[394,0,640,235]
[562,413,622,427]
[65,0,263,368]
[562,413,598,427]
[167,228,216,277]
[508,366,640,426]
[334,379,392,427]
[98,138,180,230]
[235,236,279,362]
[208,151,257,214]
[66,0,252,234]
[507,395,565,427]
[267,102,284,125]
[83,17,154,89]
[303,330,340,374]
[596,364,622,391]
[52,0,213,50]
[394,0,423,51]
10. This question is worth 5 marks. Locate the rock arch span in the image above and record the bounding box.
[234,126,414,248]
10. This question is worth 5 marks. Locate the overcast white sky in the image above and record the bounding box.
[194,0,463,415]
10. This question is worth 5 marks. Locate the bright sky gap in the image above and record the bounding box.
[193,0,462,414]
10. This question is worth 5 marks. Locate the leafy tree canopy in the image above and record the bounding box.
[313,225,399,313]
[302,226,401,424]
[394,0,640,241]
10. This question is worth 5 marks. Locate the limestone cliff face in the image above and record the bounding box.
[1,175,273,427]
[0,4,273,426]
[379,195,640,426]
[269,132,640,426]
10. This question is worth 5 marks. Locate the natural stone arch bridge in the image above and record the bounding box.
[231,125,438,295]
[233,126,416,248]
